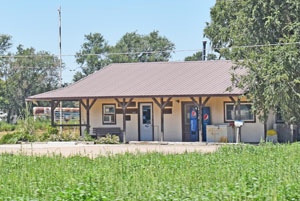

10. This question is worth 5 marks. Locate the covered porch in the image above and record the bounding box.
[43,95,261,143]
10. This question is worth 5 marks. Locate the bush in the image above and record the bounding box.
[0,122,16,132]
[39,132,50,142]
[95,134,119,144]
[0,133,21,144]
[0,132,37,144]
[48,126,58,135]
[34,119,51,130]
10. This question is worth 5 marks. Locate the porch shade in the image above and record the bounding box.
[27,60,244,101]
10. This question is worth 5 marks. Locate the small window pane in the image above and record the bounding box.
[103,105,116,124]
[240,104,253,120]
[225,103,254,121]
[104,105,115,114]
[142,106,151,124]
[226,105,234,121]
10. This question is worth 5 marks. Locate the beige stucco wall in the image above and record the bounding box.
[81,96,267,143]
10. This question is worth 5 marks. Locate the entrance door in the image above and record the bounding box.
[182,103,197,142]
[139,103,153,141]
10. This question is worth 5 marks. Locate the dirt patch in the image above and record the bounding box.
[0,143,220,157]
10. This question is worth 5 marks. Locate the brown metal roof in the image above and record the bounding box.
[27,60,244,101]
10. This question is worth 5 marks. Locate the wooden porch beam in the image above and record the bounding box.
[189,97,210,142]
[153,97,172,142]
[89,99,97,110]
[237,98,241,143]
[198,97,203,142]
[190,97,200,107]
[115,98,134,143]
[79,100,82,137]
[114,98,123,107]
[162,97,172,108]
[152,98,161,108]
[229,96,236,103]
[124,98,134,108]
[81,100,88,111]
[86,99,90,134]
[51,100,55,127]
[50,100,60,127]
[203,97,211,106]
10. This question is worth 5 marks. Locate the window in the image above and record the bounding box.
[224,102,255,122]
[103,104,116,124]
[276,108,284,123]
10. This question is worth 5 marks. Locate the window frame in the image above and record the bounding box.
[275,108,285,124]
[224,101,256,123]
[102,104,116,125]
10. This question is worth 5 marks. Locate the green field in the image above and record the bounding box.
[1,144,300,200]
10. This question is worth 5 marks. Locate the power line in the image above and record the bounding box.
[0,41,299,59]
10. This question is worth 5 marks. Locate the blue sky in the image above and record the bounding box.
[0,0,216,82]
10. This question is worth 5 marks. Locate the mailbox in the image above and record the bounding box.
[234,120,244,127]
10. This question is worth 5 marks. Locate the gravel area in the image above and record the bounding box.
[0,142,220,157]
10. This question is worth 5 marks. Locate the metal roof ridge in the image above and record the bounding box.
[109,60,232,66]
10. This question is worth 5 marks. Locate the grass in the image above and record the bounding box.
[1,144,300,200]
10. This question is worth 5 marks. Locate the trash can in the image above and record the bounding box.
[266,129,278,143]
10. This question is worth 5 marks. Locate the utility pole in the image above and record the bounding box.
[58,6,63,135]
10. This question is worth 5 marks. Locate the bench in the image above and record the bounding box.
[92,127,123,142]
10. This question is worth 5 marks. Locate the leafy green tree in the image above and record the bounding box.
[73,31,175,81]
[109,31,175,63]
[1,43,60,122]
[73,33,110,82]
[0,35,12,118]
[184,51,217,61]
[205,0,300,126]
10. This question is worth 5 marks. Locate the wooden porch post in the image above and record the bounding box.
[190,97,210,142]
[86,99,90,134]
[51,100,60,127]
[115,98,134,143]
[160,97,164,142]
[198,97,203,142]
[81,98,97,135]
[237,98,241,143]
[153,97,172,142]
[51,100,55,127]
[229,96,241,143]
[79,100,82,137]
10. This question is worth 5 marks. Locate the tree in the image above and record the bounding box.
[73,31,175,81]
[109,31,175,63]
[204,0,300,126]
[73,33,110,82]
[184,51,217,61]
[0,42,60,122]
[0,35,12,118]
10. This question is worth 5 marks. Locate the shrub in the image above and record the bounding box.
[48,126,58,135]
[49,134,62,141]
[0,122,16,132]
[61,133,77,141]
[95,134,119,144]
[0,133,21,144]
[34,119,51,130]
[39,132,50,142]
[0,132,36,144]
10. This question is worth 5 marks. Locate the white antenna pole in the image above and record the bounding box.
[58,6,63,135]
